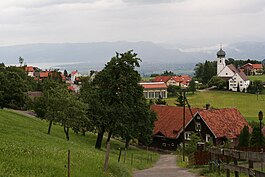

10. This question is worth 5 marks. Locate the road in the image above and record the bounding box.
[133,154,198,177]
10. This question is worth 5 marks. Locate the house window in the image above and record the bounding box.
[226,73,228,75]
[161,91,166,98]
[195,122,202,132]
[171,143,175,146]
[162,143,166,147]
[196,115,200,120]
[240,81,242,83]
[155,92,160,98]
[144,92,148,98]
[206,134,211,142]
[149,92,154,98]
[184,132,191,140]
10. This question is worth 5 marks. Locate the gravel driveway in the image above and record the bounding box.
[133,154,198,177]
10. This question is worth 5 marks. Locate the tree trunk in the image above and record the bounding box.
[106,132,112,143]
[47,120,53,134]
[125,138,130,149]
[64,126,70,141]
[95,127,105,149]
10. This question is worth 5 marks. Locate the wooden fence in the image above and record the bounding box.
[209,147,265,177]
[189,151,210,165]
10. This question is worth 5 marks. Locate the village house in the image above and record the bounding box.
[150,105,250,150]
[70,70,82,83]
[216,48,250,92]
[240,63,264,75]
[152,75,192,88]
[139,82,168,99]
[24,66,35,77]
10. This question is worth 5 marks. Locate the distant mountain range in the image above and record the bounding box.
[1,41,265,75]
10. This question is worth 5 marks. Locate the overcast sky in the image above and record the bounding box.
[1,0,265,47]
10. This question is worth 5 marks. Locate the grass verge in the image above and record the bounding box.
[0,109,159,177]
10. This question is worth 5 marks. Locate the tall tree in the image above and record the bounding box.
[81,50,156,149]
[19,56,24,66]
[238,126,250,147]
[250,125,265,147]
[188,79,196,93]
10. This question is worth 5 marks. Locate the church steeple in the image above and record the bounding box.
[217,45,226,75]
[217,44,226,58]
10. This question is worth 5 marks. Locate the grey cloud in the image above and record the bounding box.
[9,0,97,9]
[123,0,186,5]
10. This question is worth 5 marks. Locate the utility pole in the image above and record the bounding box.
[182,91,186,161]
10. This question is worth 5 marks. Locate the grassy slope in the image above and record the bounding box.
[166,90,265,122]
[248,75,265,82]
[0,109,159,177]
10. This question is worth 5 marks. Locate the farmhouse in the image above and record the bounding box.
[240,63,264,75]
[139,82,168,99]
[216,48,250,92]
[150,105,250,150]
[152,75,192,88]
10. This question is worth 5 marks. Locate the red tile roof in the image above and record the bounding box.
[140,82,167,89]
[39,71,49,78]
[153,76,171,83]
[67,85,75,91]
[25,66,34,72]
[151,105,201,138]
[198,108,250,139]
[153,75,192,86]
[71,70,78,75]
[252,64,263,69]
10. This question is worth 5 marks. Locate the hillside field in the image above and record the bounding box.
[166,90,265,122]
[248,75,265,82]
[0,109,158,177]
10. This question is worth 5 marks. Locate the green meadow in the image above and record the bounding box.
[0,109,158,177]
[166,90,265,122]
[248,75,265,82]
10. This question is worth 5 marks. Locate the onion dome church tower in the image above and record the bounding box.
[216,47,226,75]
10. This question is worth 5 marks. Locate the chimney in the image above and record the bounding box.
[206,103,210,110]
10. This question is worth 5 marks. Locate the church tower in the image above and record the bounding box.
[216,47,226,75]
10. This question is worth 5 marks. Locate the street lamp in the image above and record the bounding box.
[259,111,263,146]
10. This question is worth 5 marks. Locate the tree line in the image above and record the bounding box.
[0,51,156,150]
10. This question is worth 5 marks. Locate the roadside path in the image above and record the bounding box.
[133,154,198,177]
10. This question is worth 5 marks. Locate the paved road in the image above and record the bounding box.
[133,155,198,177]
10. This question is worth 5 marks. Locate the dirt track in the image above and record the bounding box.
[133,154,198,177]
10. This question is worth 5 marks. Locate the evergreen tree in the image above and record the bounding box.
[250,125,265,147]
[238,126,250,147]
[188,79,196,93]
[176,92,185,107]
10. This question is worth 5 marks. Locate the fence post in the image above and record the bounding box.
[118,148,122,162]
[217,156,220,175]
[249,160,254,177]
[104,142,110,172]
[234,158,239,177]
[123,148,127,164]
[261,149,264,172]
[226,156,230,177]
[131,153,133,167]
[68,149,70,177]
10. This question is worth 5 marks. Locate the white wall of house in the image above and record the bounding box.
[218,66,234,77]
[166,78,179,86]
[71,72,82,82]
[228,73,249,92]
[27,72,34,77]
[143,89,167,99]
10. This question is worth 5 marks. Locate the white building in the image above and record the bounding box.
[216,48,250,92]
[70,70,82,83]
